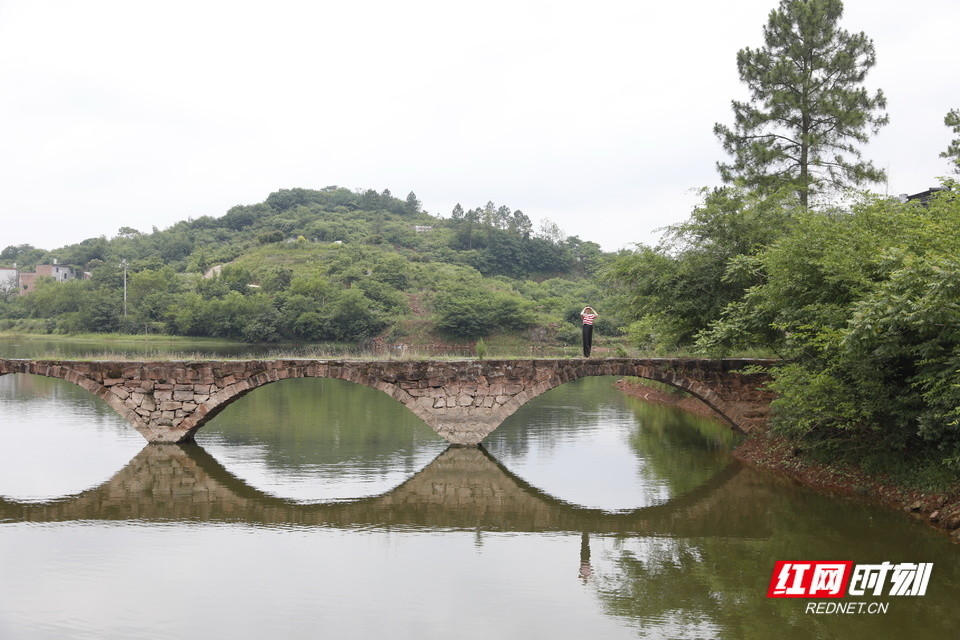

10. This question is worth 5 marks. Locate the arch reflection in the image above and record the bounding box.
[196,376,447,501]
[0,443,773,538]
[484,377,742,511]
[0,373,145,500]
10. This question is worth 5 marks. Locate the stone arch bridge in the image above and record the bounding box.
[0,357,776,445]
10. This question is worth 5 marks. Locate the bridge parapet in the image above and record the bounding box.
[0,357,776,445]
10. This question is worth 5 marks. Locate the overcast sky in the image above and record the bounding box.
[1,0,957,253]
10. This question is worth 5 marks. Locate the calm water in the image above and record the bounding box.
[1,347,959,639]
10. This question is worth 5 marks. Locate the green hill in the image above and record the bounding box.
[0,186,620,351]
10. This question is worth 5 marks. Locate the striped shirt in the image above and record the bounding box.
[581,313,598,325]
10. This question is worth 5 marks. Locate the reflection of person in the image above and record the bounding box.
[578,531,593,583]
[580,306,598,357]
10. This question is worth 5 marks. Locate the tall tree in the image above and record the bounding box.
[404,191,422,215]
[942,108,960,174]
[508,210,533,238]
[714,0,888,207]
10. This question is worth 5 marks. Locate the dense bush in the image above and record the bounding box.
[433,286,535,339]
[699,186,960,468]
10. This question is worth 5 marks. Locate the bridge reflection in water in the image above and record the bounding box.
[0,444,774,538]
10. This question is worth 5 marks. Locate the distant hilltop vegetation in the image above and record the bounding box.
[0,186,619,349]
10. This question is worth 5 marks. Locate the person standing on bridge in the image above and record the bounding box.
[580,306,598,357]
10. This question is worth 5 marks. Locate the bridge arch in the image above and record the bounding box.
[176,363,427,442]
[0,362,142,429]
[491,361,739,439]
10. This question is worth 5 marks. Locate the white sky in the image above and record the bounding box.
[1,0,957,253]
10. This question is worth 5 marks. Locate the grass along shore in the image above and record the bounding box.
[0,331,774,362]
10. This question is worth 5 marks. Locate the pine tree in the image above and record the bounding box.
[405,191,422,215]
[714,0,888,207]
[941,109,960,174]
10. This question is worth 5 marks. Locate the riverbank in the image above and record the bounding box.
[616,378,960,542]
